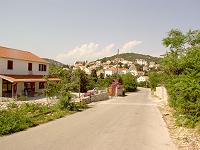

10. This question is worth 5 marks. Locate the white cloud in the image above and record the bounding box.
[56,40,142,64]
[121,40,142,53]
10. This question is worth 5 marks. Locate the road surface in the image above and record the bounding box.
[0,88,176,150]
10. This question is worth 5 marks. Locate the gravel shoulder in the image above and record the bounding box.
[150,92,200,150]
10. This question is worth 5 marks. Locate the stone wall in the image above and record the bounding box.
[154,86,168,104]
[0,97,57,110]
[0,92,109,109]
[81,92,109,104]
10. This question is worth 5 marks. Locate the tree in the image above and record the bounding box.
[99,73,104,79]
[118,62,123,68]
[121,73,137,92]
[135,64,143,71]
[123,64,129,69]
[161,29,200,128]
[45,65,74,98]
[90,69,98,82]
[162,29,200,76]
[71,69,89,93]
[148,71,163,90]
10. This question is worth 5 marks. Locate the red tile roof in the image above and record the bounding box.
[0,75,59,83]
[0,46,49,64]
[105,68,128,71]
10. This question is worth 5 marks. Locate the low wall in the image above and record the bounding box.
[154,86,168,103]
[0,92,109,109]
[0,97,58,110]
[81,92,109,104]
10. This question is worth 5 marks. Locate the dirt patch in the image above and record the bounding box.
[151,95,200,150]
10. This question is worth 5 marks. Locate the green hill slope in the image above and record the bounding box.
[43,58,68,67]
[99,53,160,63]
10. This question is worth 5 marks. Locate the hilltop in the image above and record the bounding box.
[43,58,68,67]
[98,53,160,63]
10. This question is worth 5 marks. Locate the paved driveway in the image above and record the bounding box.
[0,88,176,150]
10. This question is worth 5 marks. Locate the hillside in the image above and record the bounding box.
[99,53,160,63]
[43,58,68,67]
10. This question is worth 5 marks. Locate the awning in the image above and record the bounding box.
[0,75,60,83]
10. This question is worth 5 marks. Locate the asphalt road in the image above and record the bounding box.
[0,88,176,150]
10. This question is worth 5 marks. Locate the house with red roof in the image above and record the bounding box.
[0,46,59,98]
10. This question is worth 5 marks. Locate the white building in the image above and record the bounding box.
[149,61,156,68]
[143,65,149,71]
[84,68,91,75]
[104,68,128,77]
[135,59,148,66]
[129,64,138,76]
[137,76,149,83]
[0,46,59,98]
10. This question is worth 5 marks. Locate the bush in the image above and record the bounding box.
[58,93,72,110]
[148,71,163,90]
[121,73,137,92]
[0,100,88,136]
[58,93,88,111]
[137,81,150,88]
[161,29,200,129]
[0,109,33,135]
[166,75,200,128]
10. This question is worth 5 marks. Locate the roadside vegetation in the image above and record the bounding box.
[149,29,200,131]
[121,73,137,92]
[0,101,87,136]
[137,81,150,88]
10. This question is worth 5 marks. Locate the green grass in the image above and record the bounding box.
[0,102,88,136]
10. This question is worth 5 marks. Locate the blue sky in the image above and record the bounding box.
[0,0,199,64]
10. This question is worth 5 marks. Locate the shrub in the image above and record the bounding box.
[17,95,28,101]
[0,109,33,135]
[121,73,137,92]
[161,29,200,129]
[148,71,163,90]
[0,98,88,136]
[58,93,72,110]
[137,81,150,88]
[166,75,200,128]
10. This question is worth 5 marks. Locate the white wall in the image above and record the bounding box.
[119,70,127,75]
[137,77,145,82]
[0,58,49,75]
[130,70,138,76]
[17,82,24,95]
[0,78,2,97]
[155,86,168,104]
[105,70,113,77]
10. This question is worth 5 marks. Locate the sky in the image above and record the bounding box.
[0,0,199,64]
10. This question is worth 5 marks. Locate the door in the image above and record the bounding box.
[30,82,35,97]
[24,82,35,97]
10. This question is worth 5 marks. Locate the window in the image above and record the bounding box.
[39,82,45,89]
[28,63,32,71]
[2,79,12,97]
[39,64,42,71]
[44,65,46,71]
[39,64,47,71]
[7,60,13,70]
